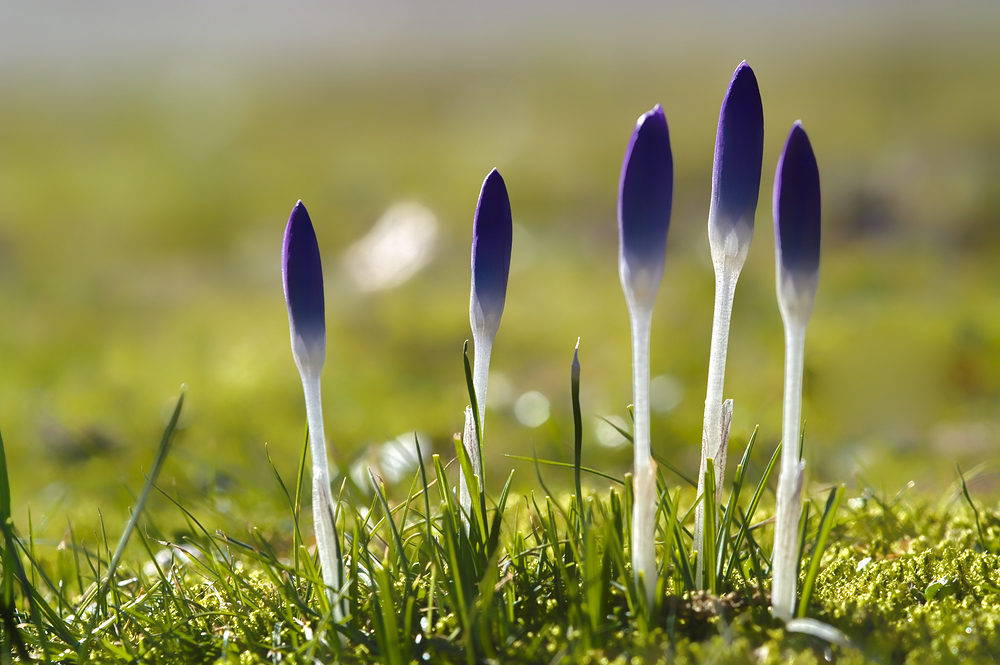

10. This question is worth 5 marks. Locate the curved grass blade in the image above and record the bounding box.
[604,416,695,488]
[797,484,844,617]
[78,387,185,660]
[504,455,625,486]
[369,470,411,581]
[723,440,781,583]
[701,459,717,593]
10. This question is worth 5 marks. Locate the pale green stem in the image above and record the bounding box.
[771,321,807,621]
[627,304,657,603]
[694,266,738,587]
[471,337,492,478]
[301,372,344,622]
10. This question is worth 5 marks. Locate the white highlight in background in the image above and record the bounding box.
[345,202,437,291]
[514,391,549,428]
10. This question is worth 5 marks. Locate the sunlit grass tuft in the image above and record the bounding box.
[4,350,1000,663]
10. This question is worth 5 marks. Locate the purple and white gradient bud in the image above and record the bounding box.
[618,104,673,310]
[770,121,821,622]
[282,201,326,378]
[695,61,765,587]
[470,169,513,348]
[708,61,764,268]
[464,168,513,508]
[773,122,821,325]
[281,200,343,619]
[617,104,673,606]
[469,168,512,421]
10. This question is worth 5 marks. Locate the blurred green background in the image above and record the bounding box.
[1,2,999,538]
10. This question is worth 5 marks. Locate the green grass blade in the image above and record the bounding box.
[462,340,484,483]
[798,485,844,618]
[453,432,487,542]
[0,426,33,661]
[957,464,989,552]
[723,440,781,583]
[78,387,185,660]
[369,470,411,581]
[504,455,625,486]
[716,426,759,586]
[571,341,583,522]
[488,470,515,556]
[702,459,717,594]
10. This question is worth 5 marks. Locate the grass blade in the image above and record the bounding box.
[571,341,583,522]
[798,485,844,617]
[78,387,185,660]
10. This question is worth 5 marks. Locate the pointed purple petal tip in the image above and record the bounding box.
[712,61,765,233]
[618,104,673,276]
[282,200,326,348]
[471,168,513,327]
[774,122,821,276]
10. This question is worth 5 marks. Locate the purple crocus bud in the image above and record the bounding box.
[617,104,672,604]
[470,168,513,342]
[773,122,821,322]
[618,104,673,307]
[695,62,765,585]
[770,121,821,621]
[709,61,764,252]
[282,200,326,375]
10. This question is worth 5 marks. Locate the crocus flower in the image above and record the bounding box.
[769,122,821,621]
[618,104,672,603]
[282,200,344,620]
[461,168,512,520]
[695,61,765,587]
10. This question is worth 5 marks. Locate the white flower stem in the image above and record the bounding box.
[771,320,807,621]
[694,265,739,588]
[628,304,657,603]
[471,336,492,478]
[301,371,344,622]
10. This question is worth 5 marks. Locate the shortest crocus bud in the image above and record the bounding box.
[469,168,513,440]
[283,201,326,377]
[708,60,764,270]
[618,104,673,310]
[773,122,821,326]
[470,169,513,348]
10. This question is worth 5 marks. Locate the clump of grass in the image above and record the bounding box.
[0,343,900,664]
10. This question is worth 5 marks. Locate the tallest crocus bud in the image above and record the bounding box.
[462,169,512,521]
[695,61,765,587]
[769,122,821,621]
[618,105,672,605]
[282,201,343,620]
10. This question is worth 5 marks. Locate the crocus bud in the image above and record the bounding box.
[470,169,513,345]
[618,105,673,308]
[281,199,343,619]
[618,104,672,605]
[773,122,822,324]
[695,63,765,586]
[770,122,821,621]
[709,61,764,265]
[282,201,326,376]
